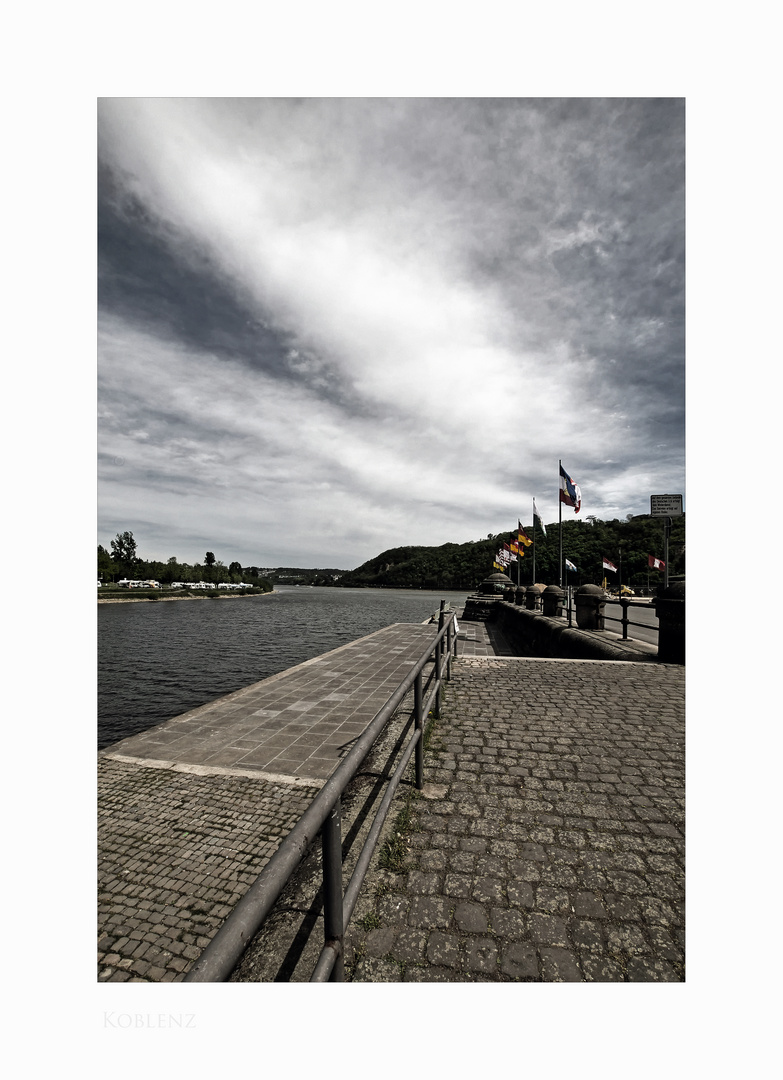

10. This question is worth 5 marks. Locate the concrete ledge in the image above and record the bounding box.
[100,752,319,787]
[493,602,657,662]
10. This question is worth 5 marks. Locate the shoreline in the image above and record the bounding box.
[98,591,275,604]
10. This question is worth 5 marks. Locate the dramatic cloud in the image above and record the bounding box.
[98,98,685,568]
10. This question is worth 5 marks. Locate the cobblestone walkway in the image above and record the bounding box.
[345,656,685,982]
[98,622,444,982]
[97,758,319,981]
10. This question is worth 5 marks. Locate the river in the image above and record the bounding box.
[98,586,470,748]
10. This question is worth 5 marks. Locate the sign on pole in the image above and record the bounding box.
[650,494,683,517]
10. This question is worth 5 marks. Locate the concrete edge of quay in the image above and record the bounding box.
[99,752,322,787]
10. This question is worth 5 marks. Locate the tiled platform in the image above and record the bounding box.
[103,622,442,784]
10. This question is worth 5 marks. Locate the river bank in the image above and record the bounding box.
[98,590,274,604]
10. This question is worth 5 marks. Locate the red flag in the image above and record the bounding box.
[648,555,666,571]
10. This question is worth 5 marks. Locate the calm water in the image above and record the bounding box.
[98,586,469,748]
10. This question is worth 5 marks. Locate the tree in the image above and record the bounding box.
[159,557,179,585]
[97,544,114,581]
[110,531,138,577]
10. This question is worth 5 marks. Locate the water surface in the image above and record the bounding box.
[98,586,468,748]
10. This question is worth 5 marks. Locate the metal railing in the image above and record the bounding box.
[184,603,457,983]
[562,589,658,642]
[598,596,658,642]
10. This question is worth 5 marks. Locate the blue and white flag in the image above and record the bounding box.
[559,464,582,513]
[565,558,577,572]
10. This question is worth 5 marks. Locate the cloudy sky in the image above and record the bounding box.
[98,97,684,570]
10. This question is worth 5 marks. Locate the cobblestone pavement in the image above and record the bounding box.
[97,757,319,982]
[345,656,685,982]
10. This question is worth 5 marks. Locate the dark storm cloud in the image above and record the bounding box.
[99,179,286,368]
[98,161,376,419]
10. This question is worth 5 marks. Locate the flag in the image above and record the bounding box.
[559,465,581,513]
[532,501,547,536]
[648,555,666,571]
[517,521,533,546]
[503,543,518,562]
[602,557,617,573]
[565,558,577,572]
[508,540,519,556]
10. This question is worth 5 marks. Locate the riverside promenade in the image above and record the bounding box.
[98,622,445,981]
[98,619,684,982]
[343,650,684,982]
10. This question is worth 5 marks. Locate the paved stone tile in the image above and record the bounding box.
[501,942,539,979]
[97,756,319,983]
[347,653,685,983]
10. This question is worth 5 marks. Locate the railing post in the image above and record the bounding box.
[321,803,344,982]
[414,670,424,790]
[620,598,629,639]
[435,601,445,717]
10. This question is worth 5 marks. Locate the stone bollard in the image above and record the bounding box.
[542,585,564,617]
[654,580,685,664]
[525,584,543,610]
[575,584,606,629]
[515,586,527,605]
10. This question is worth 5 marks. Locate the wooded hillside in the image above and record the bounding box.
[336,514,685,591]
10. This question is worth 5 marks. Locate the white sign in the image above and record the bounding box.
[650,494,683,517]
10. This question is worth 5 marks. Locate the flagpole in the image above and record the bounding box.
[532,498,536,584]
[558,460,563,587]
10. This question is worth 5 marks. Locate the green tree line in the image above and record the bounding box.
[98,531,272,589]
[335,514,684,592]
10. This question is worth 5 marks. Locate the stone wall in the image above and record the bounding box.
[491,602,657,663]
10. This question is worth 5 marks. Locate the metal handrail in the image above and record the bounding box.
[600,597,658,641]
[184,606,457,983]
[561,589,658,642]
